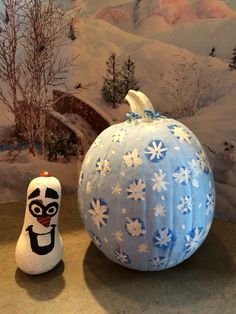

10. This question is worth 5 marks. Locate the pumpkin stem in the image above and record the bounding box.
[125,90,155,119]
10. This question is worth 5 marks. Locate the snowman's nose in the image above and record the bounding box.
[37,216,51,227]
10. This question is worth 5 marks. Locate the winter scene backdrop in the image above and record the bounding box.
[0,0,235,222]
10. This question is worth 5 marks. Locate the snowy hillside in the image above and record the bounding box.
[71,17,236,113]
[155,16,236,61]
[96,0,236,35]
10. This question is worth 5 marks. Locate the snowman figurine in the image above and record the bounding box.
[213,140,236,186]
[15,171,63,275]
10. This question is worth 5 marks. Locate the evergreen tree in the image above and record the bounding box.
[229,47,236,70]
[209,46,216,57]
[102,52,123,108]
[121,56,139,96]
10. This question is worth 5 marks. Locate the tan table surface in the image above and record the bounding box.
[0,194,236,314]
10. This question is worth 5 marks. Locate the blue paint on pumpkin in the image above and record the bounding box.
[78,90,215,271]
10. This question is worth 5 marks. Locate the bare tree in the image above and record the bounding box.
[161,52,217,117]
[0,0,22,129]
[0,0,78,156]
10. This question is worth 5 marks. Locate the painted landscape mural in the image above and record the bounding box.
[0,0,235,222]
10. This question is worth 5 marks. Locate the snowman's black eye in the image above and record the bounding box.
[30,204,43,216]
[224,141,228,145]
[231,145,234,148]
[45,202,58,217]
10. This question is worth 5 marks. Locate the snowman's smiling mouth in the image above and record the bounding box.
[26,225,56,255]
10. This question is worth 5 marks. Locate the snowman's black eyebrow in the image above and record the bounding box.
[45,187,59,199]
[28,188,40,199]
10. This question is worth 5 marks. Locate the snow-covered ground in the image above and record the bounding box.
[0,150,80,203]
[0,0,236,222]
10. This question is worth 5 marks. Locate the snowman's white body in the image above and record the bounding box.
[15,176,63,275]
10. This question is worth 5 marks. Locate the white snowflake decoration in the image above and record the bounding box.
[145,140,167,162]
[114,248,130,264]
[86,181,92,194]
[196,150,210,174]
[96,158,111,176]
[185,227,205,254]
[206,194,215,215]
[138,243,149,254]
[126,217,146,237]
[172,166,191,185]
[89,198,109,229]
[113,230,124,242]
[153,203,166,217]
[192,178,199,188]
[153,227,175,249]
[123,148,143,167]
[112,129,127,143]
[111,182,122,196]
[189,158,203,177]
[90,231,102,248]
[150,256,167,268]
[152,170,169,193]
[177,196,192,215]
[126,179,145,201]
[168,124,192,144]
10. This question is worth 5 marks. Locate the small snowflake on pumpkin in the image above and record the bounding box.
[112,230,124,242]
[153,203,166,217]
[86,181,92,194]
[206,194,215,215]
[192,178,199,188]
[114,248,131,264]
[138,243,149,254]
[152,170,169,192]
[126,179,145,201]
[111,182,122,195]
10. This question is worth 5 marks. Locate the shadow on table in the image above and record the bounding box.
[15,260,65,301]
[83,229,235,312]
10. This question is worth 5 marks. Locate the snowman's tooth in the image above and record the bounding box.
[37,233,51,246]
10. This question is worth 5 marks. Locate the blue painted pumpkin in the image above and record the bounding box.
[78,90,215,271]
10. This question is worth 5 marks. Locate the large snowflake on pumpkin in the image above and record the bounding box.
[184,227,205,254]
[168,124,192,144]
[172,166,191,185]
[123,148,143,167]
[88,198,109,229]
[152,170,169,192]
[126,179,145,201]
[153,227,175,249]
[96,158,111,176]
[177,196,192,215]
[125,217,146,237]
[150,256,167,268]
[144,140,167,162]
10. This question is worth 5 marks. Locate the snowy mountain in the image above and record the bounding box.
[155,16,236,61]
[96,0,236,33]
